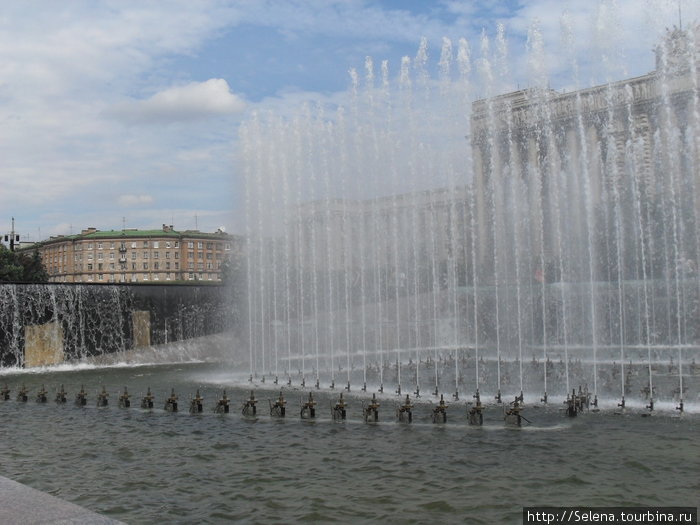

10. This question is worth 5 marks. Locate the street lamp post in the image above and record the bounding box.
[3,217,20,251]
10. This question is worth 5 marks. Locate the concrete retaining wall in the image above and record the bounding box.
[0,283,232,367]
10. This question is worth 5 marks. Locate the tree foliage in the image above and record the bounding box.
[0,245,49,283]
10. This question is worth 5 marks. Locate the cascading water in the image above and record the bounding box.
[240,21,700,409]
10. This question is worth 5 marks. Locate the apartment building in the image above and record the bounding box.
[33,225,236,283]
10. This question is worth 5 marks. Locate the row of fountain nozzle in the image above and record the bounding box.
[0,384,498,425]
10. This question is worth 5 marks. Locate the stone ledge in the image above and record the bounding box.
[0,476,123,525]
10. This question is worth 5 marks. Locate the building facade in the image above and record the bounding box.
[469,25,700,285]
[31,225,237,283]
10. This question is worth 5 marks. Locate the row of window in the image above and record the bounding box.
[50,260,222,273]
[77,241,230,250]
[45,240,232,252]
[77,273,220,282]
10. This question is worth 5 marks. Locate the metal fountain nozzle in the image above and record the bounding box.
[541,392,548,404]
[96,385,109,407]
[345,381,350,392]
[119,386,131,408]
[646,398,654,412]
[141,387,154,409]
[165,388,178,412]
[75,385,87,406]
[618,397,625,409]
[36,384,48,403]
[453,390,459,401]
[17,384,29,402]
[396,384,401,395]
[495,390,502,404]
[215,389,230,413]
[55,384,67,403]
[378,383,384,394]
[432,394,448,423]
[676,400,684,413]
[190,389,204,413]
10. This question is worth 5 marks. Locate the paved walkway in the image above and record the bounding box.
[0,476,123,524]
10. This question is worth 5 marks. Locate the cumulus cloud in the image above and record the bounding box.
[118,194,155,207]
[111,79,246,124]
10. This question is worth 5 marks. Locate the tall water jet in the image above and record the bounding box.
[239,21,700,409]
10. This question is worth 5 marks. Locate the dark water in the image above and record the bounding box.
[1,362,698,524]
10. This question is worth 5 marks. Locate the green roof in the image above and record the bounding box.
[37,228,231,246]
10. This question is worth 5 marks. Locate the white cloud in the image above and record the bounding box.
[118,194,155,207]
[111,79,246,124]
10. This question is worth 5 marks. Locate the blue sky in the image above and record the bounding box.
[1,0,697,243]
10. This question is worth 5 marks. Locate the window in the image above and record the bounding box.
[154,252,159,259]
[154,262,159,270]
[98,274,104,281]
[143,274,149,281]
[175,252,179,259]
[153,241,159,248]
[225,243,231,251]
[165,262,171,270]
[87,253,93,260]
[206,243,213,250]
[143,252,149,259]
[174,241,179,248]
[131,263,136,270]
[98,263,103,270]
[97,252,103,260]
[188,252,194,259]
[165,241,171,248]
[87,243,93,250]
[131,242,137,248]
[109,263,115,270]
[131,252,137,260]
[188,262,194,269]
[198,252,203,260]
[143,240,149,248]
[97,242,102,249]
[165,252,170,259]
[87,263,93,271]
[109,252,115,260]
[143,262,149,270]
[110,242,115,249]
[197,241,203,249]
[175,262,179,270]
[187,241,194,248]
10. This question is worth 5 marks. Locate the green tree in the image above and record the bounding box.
[19,249,49,282]
[0,245,48,283]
